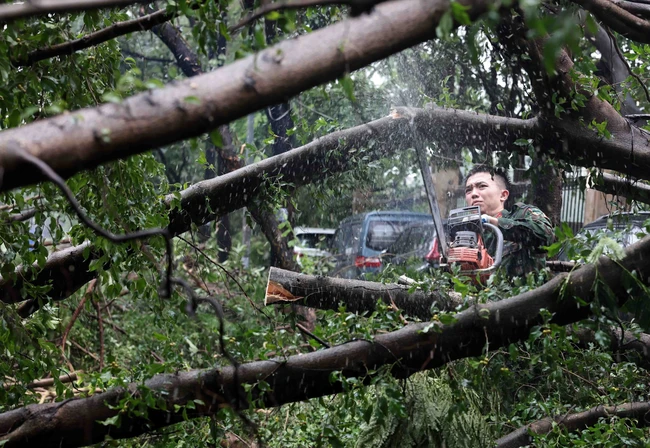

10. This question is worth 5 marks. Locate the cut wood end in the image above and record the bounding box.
[389,109,403,119]
[265,280,302,306]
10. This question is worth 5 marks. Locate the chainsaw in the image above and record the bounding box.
[411,130,504,282]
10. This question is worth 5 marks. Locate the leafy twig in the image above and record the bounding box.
[61,279,97,353]
[93,296,105,370]
[15,9,173,67]
[177,235,271,320]
[8,145,174,299]
[296,323,330,348]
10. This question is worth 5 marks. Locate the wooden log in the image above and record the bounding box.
[265,267,464,320]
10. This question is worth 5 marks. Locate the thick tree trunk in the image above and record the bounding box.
[528,154,563,226]
[265,267,461,319]
[1,235,650,448]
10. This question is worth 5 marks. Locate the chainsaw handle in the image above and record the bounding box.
[483,222,504,269]
[461,222,504,275]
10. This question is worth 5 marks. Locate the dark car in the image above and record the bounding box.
[382,221,445,269]
[558,211,650,261]
[331,211,433,278]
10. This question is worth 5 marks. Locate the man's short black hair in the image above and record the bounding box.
[464,164,512,193]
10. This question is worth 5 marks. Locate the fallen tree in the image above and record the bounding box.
[1,235,649,447]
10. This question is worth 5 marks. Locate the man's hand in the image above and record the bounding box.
[481,214,498,225]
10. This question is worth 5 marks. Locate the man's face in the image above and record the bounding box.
[465,172,509,216]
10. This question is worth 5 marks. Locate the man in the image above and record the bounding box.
[464,165,554,278]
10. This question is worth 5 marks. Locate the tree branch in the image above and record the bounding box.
[60,280,97,354]
[496,402,650,448]
[0,0,493,194]
[230,0,392,31]
[590,172,650,204]
[151,20,202,77]
[584,15,645,117]
[571,0,650,43]
[612,0,650,18]
[265,267,462,319]
[0,242,98,306]
[1,235,650,447]
[15,9,173,67]
[497,18,650,180]
[121,49,175,64]
[7,208,37,222]
[0,0,159,23]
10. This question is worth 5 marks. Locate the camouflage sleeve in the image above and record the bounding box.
[496,205,554,250]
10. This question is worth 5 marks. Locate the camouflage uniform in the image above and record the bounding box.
[485,202,554,277]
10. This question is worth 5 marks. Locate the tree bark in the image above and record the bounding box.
[0,242,102,314]
[265,267,462,319]
[1,235,650,447]
[496,402,650,448]
[591,172,650,205]
[570,0,650,44]
[151,22,202,77]
[0,0,159,22]
[586,18,645,118]
[0,0,494,194]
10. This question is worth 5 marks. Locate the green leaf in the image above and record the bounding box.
[183,96,201,105]
[7,110,20,128]
[254,27,266,48]
[436,10,453,39]
[266,11,281,20]
[99,414,121,427]
[145,79,164,89]
[340,75,355,102]
[438,313,457,325]
[19,106,39,121]
[219,21,231,41]
[210,129,224,148]
[102,92,122,103]
[450,1,471,25]
[452,277,469,296]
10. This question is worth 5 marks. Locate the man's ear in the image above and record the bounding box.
[500,189,510,204]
